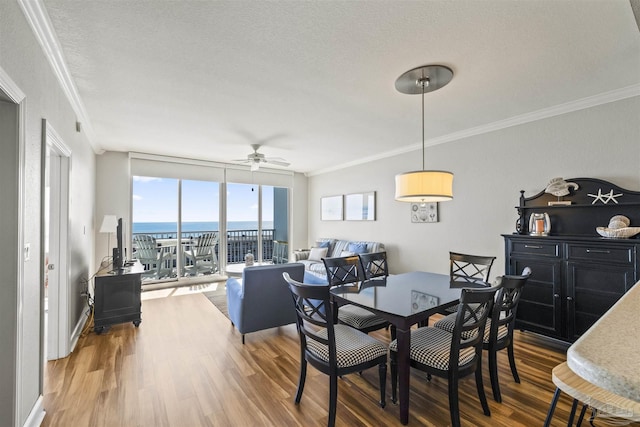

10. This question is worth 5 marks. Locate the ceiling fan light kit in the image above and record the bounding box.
[234,143,290,171]
[394,65,454,203]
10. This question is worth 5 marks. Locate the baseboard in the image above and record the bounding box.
[23,395,45,427]
[516,330,570,353]
[69,310,88,353]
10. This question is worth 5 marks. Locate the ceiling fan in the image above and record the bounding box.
[234,144,291,171]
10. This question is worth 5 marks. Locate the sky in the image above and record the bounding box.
[132,176,274,223]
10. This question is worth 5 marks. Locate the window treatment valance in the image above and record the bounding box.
[129,153,294,188]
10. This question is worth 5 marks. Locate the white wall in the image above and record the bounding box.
[0,2,97,425]
[308,96,640,280]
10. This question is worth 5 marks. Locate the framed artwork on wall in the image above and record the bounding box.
[321,195,343,220]
[411,202,438,223]
[345,191,376,221]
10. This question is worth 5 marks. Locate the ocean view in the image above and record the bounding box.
[132,221,274,234]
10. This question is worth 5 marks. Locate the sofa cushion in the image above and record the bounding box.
[308,247,328,261]
[348,242,368,254]
[315,240,331,248]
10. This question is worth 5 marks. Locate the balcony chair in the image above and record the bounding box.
[390,285,499,427]
[272,240,288,264]
[282,272,387,427]
[132,234,172,279]
[433,267,531,402]
[184,232,218,275]
[322,255,391,337]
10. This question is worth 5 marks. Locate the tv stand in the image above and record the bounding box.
[94,261,144,334]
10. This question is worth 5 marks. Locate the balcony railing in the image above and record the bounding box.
[132,229,279,264]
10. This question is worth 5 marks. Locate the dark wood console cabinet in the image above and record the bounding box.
[94,262,144,334]
[504,178,640,343]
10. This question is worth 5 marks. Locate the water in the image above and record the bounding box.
[132,221,274,233]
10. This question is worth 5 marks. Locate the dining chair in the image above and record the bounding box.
[358,251,389,279]
[418,251,496,327]
[184,232,218,275]
[441,251,496,314]
[132,234,172,279]
[282,272,388,427]
[390,285,499,427]
[322,255,391,336]
[435,267,532,403]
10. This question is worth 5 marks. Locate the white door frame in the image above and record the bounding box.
[43,119,71,360]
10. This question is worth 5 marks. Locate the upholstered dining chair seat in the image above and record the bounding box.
[338,305,388,330]
[307,324,388,368]
[434,314,508,342]
[389,327,476,371]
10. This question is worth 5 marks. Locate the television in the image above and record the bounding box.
[112,217,124,270]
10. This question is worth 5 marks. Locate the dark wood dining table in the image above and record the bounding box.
[330,271,479,425]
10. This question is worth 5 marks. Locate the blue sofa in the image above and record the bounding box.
[226,262,305,344]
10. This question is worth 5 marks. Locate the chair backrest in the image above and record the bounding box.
[283,272,337,366]
[489,267,531,341]
[358,251,389,279]
[449,251,496,287]
[193,232,217,256]
[451,286,499,361]
[133,235,158,261]
[322,255,365,287]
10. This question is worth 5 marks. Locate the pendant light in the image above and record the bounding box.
[394,65,454,202]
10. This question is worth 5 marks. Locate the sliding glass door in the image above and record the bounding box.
[131,176,178,281]
[130,162,291,283]
[225,183,288,265]
[180,180,220,277]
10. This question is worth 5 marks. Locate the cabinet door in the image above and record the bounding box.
[512,257,563,339]
[566,261,634,341]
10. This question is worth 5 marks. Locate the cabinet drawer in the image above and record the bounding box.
[510,240,561,257]
[567,244,633,264]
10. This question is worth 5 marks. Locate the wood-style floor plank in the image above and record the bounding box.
[41,289,639,426]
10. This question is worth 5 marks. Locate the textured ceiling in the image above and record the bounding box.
[41,0,640,174]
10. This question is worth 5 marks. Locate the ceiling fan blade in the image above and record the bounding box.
[232,158,251,163]
[266,159,290,167]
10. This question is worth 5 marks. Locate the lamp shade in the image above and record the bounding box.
[394,170,453,202]
[99,215,118,233]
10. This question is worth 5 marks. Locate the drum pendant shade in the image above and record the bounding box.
[394,65,454,203]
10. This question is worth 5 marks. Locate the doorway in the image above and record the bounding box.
[43,119,71,360]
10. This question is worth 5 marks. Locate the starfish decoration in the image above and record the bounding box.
[587,188,623,205]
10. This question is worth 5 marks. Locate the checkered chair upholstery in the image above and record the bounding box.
[390,286,499,427]
[322,255,392,336]
[283,272,387,427]
[435,268,530,403]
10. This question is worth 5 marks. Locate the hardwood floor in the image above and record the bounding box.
[42,289,638,426]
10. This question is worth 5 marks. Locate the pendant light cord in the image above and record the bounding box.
[421,81,425,171]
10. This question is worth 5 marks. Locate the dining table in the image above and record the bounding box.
[330,271,482,425]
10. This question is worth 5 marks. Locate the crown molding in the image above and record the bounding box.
[307,85,640,177]
[18,0,100,153]
[0,65,26,102]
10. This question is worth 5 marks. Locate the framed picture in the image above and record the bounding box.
[345,191,376,221]
[321,195,343,220]
[411,202,438,223]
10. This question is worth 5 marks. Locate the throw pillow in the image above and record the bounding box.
[340,250,356,257]
[348,242,368,254]
[315,240,331,248]
[308,247,328,261]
